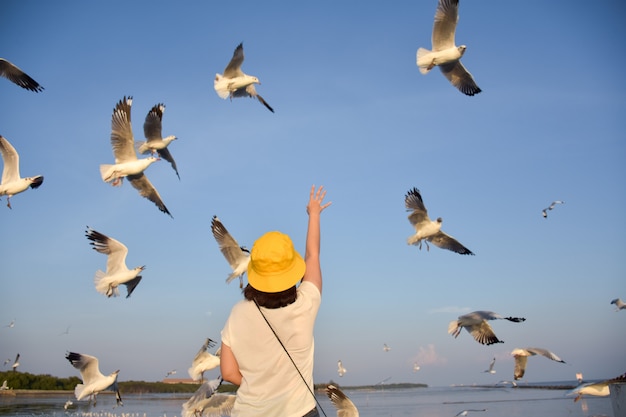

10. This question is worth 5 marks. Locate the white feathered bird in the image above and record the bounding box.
[188,338,221,382]
[65,352,122,407]
[85,227,145,298]
[210,216,250,288]
[181,376,235,417]
[214,43,274,112]
[511,347,565,380]
[448,310,525,345]
[137,103,179,179]
[416,0,481,96]
[405,187,473,255]
[0,135,44,209]
[326,384,359,417]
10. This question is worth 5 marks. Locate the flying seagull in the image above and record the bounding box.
[214,43,274,112]
[11,353,19,371]
[337,360,347,377]
[566,372,626,402]
[100,96,172,217]
[182,377,235,417]
[65,351,122,407]
[0,135,44,209]
[4,319,15,328]
[511,347,565,380]
[383,343,391,352]
[0,58,44,92]
[165,369,177,378]
[417,0,481,96]
[405,187,473,255]
[326,384,360,417]
[210,216,250,288]
[188,338,221,382]
[85,227,145,298]
[483,357,496,374]
[542,200,564,218]
[610,298,626,311]
[448,311,526,345]
[413,362,421,372]
[137,103,179,179]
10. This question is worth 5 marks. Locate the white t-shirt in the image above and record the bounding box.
[221,281,321,416]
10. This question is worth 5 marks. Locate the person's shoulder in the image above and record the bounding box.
[298,280,321,298]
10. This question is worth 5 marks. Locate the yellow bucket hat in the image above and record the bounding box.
[247,231,306,293]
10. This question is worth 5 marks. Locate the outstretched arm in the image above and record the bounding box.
[302,185,331,294]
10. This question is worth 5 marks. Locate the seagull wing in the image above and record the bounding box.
[123,276,143,298]
[85,228,130,275]
[439,62,481,96]
[432,0,459,50]
[143,104,164,144]
[223,43,245,78]
[467,320,501,345]
[210,216,250,279]
[405,187,430,226]
[156,147,180,179]
[0,58,44,92]
[429,230,474,255]
[0,135,20,184]
[127,173,172,217]
[326,385,359,417]
[525,347,565,363]
[66,352,104,385]
[110,96,137,163]
[230,84,274,112]
[513,354,528,380]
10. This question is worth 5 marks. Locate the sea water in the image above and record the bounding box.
[0,385,616,417]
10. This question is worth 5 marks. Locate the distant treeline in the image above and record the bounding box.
[0,371,426,394]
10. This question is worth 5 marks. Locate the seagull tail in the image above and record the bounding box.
[213,74,230,99]
[188,367,200,381]
[99,164,114,182]
[225,273,239,284]
[93,270,117,297]
[448,320,461,338]
[135,141,149,155]
[416,48,433,74]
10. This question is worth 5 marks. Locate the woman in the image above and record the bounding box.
[220,185,331,416]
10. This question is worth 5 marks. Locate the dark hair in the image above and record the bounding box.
[244,284,297,309]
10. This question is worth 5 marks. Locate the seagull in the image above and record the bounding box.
[85,227,145,298]
[4,319,15,328]
[449,311,526,345]
[455,410,487,416]
[0,58,44,92]
[383,343,391,352]
[99,96,172,217]
[65,352,122,407]
[0,135,44,209]
[511,347,566,380]
[413,362,421,372]
[165,369,177,378]
[483,357,496,374]
[416,0,481,96]
[210,216,250,288]
[188,338,221,382]
[214,43,274,113]
[137,103,179,179]
[64,399,73,410]
[611,298,626,311]
[59,325,71,336]
[0,380,8,390]
[326,384,359,417]
[182,377,235,417]
[405,187,474,255]
[337,360,347,377]
[11,354,19,371]
[3,359,10,366]
[542,200,564,218]
[566,372,626,402]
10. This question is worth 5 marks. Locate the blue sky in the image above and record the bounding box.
[1,0,624,388]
